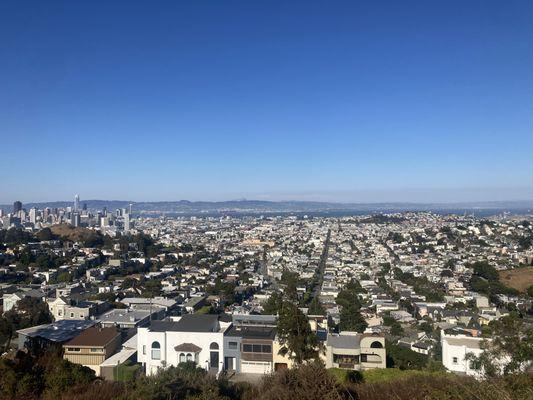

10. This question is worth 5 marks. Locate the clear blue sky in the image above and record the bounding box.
[1,1,532,204]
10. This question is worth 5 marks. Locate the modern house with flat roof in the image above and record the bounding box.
[224,323,276,374]
[99,308,163,329]
[120,297,178,312]
[17,319,96,351]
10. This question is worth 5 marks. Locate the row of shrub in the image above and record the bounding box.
[1,351,531,400]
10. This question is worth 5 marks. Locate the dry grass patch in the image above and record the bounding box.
[499,267,533,292]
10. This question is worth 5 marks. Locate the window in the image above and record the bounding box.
[186,353,192,362]
[370,341,383,348]
[143,345,146,355]
[179,353,185,363]
[67,348,81,352]
[333,354,359,365]
[210,342,219,350]
[70,313,74,318]
[453,357,458,364]
[90,348,101,353]
[361,354,368,363]
[243,343,271,353]
[151,341,161,360]
[228,342,238,350]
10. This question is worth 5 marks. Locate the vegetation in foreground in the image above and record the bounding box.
[1,351,531,400]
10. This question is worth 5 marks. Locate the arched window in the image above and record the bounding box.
[370,341,383,349]
[151,341,161,360]
[186,353,192,362]
[179,353,185,363]
[210,342,219,350]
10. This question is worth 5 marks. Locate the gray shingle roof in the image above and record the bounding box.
[326,333,361,349]
[150,314,218,332]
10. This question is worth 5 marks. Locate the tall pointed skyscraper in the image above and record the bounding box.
[74,194,80,212]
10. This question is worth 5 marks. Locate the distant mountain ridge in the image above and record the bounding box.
[1,199,532,215]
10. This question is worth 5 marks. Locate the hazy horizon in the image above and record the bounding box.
[3,186,533,206]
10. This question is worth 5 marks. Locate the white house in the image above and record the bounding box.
[137,314,231,376]
[441,329,484,377]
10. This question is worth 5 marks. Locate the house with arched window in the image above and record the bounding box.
[324,332,386,370]
[137,314,231,376]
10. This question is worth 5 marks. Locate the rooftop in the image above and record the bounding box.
[149,314,220,333]
[225,325,277,340]
[64,326,120,347]
[326,333,362,349]
[17,320,96,343]
[99,309,152,324]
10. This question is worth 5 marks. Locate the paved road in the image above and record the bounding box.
[310,228,331,299]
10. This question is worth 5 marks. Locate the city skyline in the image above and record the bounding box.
[1,1,533,203]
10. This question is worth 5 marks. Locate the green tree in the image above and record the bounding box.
[466,313,533,377]
[44,358,95,398]
[308,296,326,316]
[339,303,368,333]
[472,261,499,281]
[386,342,428,370]
[262,291,283,315]
[336,280,368,333]
[0,297,52,352]
[142,279,162,298]
[277,298,318,364]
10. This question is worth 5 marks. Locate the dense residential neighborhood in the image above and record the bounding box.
[0,200,532,398]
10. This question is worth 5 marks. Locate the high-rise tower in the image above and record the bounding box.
[13,201,22,214]
[74,194,80,212]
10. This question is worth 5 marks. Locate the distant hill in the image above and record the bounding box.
[1,199,532,216]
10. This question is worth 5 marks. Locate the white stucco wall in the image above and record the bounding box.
[137,327,225,375]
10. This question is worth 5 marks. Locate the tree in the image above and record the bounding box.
[0,297,52,352]
[277,298,318,364]
[419,321,433,335]
[339,303,368,333]
[440,269,453,278]
[36,228,55,241]
[336,280,367,333]
[44,358,95,398]
[472,261,499,281]
[386,342,428,370]
[308,296,326,316]
[141,279,162,298]
[466,313,533,377]
[250,361,355,400]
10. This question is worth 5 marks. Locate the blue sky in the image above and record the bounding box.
[1,1,532,203]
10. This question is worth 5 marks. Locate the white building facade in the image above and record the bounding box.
[137,314,231,376]
[441,330,484,377]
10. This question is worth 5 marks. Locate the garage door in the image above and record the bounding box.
[241,361,272,374]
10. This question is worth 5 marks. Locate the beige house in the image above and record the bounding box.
[271,338,293,371]
[63,326,121,376]
[324,332,386,370]
[48,296,107,321]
